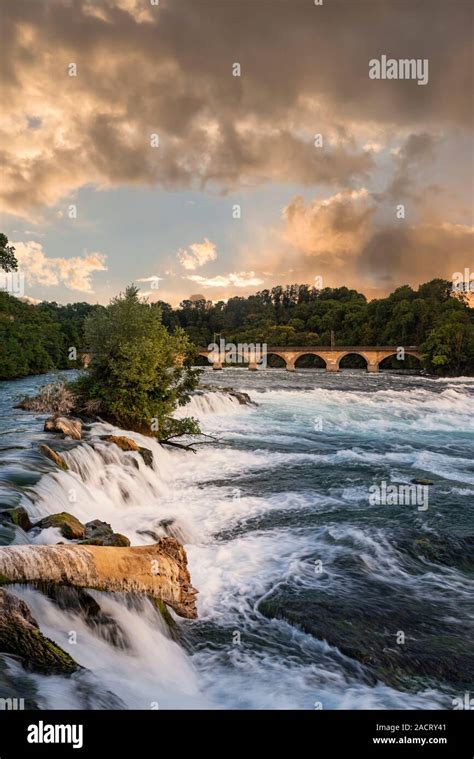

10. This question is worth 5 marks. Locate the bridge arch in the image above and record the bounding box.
[378,351,423,371]
[266,352,288,368]
[194,353,210,366]
[294,352,327,369]
[337,351,370,370]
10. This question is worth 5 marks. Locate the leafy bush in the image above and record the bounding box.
[73,285,201,438]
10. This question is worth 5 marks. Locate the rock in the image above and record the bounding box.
[104,435,154,468]
[0,588,79,675]
[33,512,85,540]
[4,506,32,532]
[226,389,255,406]
[138,447,153,467]
[103,435,139,451]
[39,444,68,470]
[0,538,198,619]
[137,529,161,541]
[199,386,256,406]
[411,478,434,485]
[80,519,130,547]
[44,416,82,440]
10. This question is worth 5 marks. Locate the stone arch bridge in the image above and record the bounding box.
[198,346,422,373]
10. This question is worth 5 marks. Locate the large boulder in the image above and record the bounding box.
[0,589,79,675]
[80,519,130,547]
[44,416,82,440]
[33,512,85,540]
[39,444,68,470]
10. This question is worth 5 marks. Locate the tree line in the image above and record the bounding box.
[1,235,473,378]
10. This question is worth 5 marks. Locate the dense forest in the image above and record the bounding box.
[1,236,473,378]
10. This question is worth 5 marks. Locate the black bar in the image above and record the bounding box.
[0,710,472,757]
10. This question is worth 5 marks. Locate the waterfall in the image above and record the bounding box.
[174,391,243,418]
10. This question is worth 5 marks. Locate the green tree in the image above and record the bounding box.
[0,233,18,272]
[73,285,201,439]
[421,311,474,375]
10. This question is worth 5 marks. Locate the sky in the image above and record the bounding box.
[0,0,473,306]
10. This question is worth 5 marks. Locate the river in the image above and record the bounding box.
[0,368,473,709]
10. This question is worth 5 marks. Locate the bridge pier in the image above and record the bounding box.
[248,361,258,371]
[367,363,379,373]
[325,358,339,373]
[286,361,295,372]
[212,361,223,370]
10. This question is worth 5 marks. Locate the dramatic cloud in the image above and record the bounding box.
[1,0,471,216]
[177,239,217,270]
[358,221,474,292]
[187,271,264,288]
[282,189,375,267]
[13,241,107,292]
[254,189,474,297]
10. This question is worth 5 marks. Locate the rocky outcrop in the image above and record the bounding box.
[44,416,82,440]
[80,520,130,547]
[33,512,85,540]
[39,444,68,470]
[0,588,79,675]
[103,435,154,468]
[30,512,131,547]
[0,537,198,619]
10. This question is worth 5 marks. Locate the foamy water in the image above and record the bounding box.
[0,369,473,709]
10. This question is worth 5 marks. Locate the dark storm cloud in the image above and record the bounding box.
[0,0,472,214]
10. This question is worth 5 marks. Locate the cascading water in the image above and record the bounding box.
[0,369,473,709]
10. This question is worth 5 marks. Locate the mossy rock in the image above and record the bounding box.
[79,519,130,547]
[34,512,85,540]
[153,598,177,638]
[0,589,80,675]
[79,533,130,547]
[4,506,32,531]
